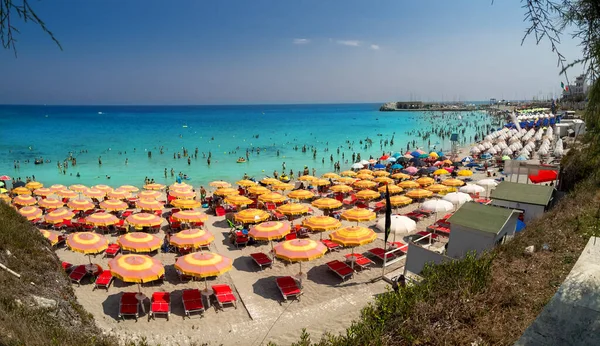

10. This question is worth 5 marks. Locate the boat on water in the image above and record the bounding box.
[236,158,247,163]
[279,175,290,183]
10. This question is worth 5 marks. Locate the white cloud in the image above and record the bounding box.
[293,38,310,45]
[337,40,360,47]
[370,44,380,50]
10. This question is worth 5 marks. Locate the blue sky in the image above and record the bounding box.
[0,0,583,105]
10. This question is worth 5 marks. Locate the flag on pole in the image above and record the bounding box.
[384,184,392,246]
[560,82,564,89]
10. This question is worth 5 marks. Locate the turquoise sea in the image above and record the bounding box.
[0,104,493,188]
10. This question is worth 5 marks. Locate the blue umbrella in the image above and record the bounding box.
[418,154,429,159]
[392,152,402,158]
[436,151,445,157]
[391,164,403,169]
[387,157,397,162]
[481,153,492,159]
[410,151,421,157]
[516,156,527,161]
[466,162,480,168]
[373,163,386,169]
[461,156,473,162]
[515,219,526,233]
[427,166,437,172]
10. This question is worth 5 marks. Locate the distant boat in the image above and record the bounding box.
[183,124,188,128]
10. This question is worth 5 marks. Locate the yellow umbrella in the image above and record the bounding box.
[108,189,132,200]
[25,181,43,190]
[234,208,270,223]
[100,199,128,211]
[213,188,239,197]
[433,169,450,176]
[45,208,75,224]
[67,199,95,211]
[272,183,294,191]
[49,184,67,192]
[86,212,120,226]
[109,254,164,284]
[18,206,43,220]
[329,184,353,193]
[83,188,106,199]
[391,172,411,180]
[287,189,315,200]
[405,189,433,199]
[0,194,11,203]
[236,179,257,187]
[356,189,380,200]
[258,192,287,204]
[209,180,232,188]
[170,182,191,190]
[170,228,215,249]
[378,184,403,195]
[118,232,162,253]
[39,229,62,246]
[353,180,377,189]
[303,216,341,231]
[372,171,390,177]
[33,188,53,197]
[38,198,64,209]
[260,177,280,185]
[374,176,394,184]
[429,152,439,159]
[69,184,88,192]
[144,183,165,190]
[399,180,420,189]
[457,170,473,177]
[13,195,37,206]
[277,203,309,216]
[249,221,291,241]
[247,185,270,195]
[329,226,377,247]
[94,184,113,193]
[273,239,327,274]
[356,173,374,180]
[136,199,164,211]
[118,185,140,193]
[358,169,373,175]
[67,232,109,254]
[138,190,162,199]
[416,177,435,186]
[56,189,78,199]
[126,213,163,227]
[426,184,449,193]
[311,198,342,210]
[172,210,209,223]
[312,179,331,187]
[169,188,196,199]
[339,170,357,177]
[337,177,357,184]
[224,195,254,206]
[171,199,201,209]
[12,187,32,195]
[298,175,316,182]
[340,208,376,222]
[443,159,453,165]
[442,178,465,187]
[322,172,340,179]
[174,252,231,290]
[387,195,413,207]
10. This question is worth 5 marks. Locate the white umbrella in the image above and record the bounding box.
[376,215,416,242]
[387,157,397,162]
[359,160,370,165]
[554,138,564,157]
[477,179,498,187]
[443,192,473,206]
[351,163,364,169]
[459,184,485,194]
[421,199,454,213]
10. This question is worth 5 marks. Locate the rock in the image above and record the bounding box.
[5,249,11,256]
[31,295,57,309]
[379,102,398,111]
[524,245,535,255]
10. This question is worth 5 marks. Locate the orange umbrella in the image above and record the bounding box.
[277,203,309,216]
[138,190,162,199]
[13,195,37,206]
[39,229,62,246]
[175,252,232,289]
[312,179,331,187]
[405,189,434,199]
[86,212,119,226]
[170,228,215,249]
[109,254,164,283]
[171,199,201,209]
[355,189,380,200]
[337,177,357,184]
[99,199,128,211]
[358,169,373,175]
[234,208,270,223]
[118,185,140,193]
[329,184,353,193]
[249,221,291,241]
[378,185,403,195]
[213,187,239,197]
[169,188,196,199]
[209,180,232,188]
[273,239,327,274]
[398,180,420,189]
[172,210,209,223]
[247,185,270,195]
[144,183,165,190]
[37,198,64,209]
[372,171,390,177]
[126,213,163,228]
[67,199,95,211]
[136,199,164,211]
[322,172,340,179]
[391,173,410,180]
[83,188,106,199]
[303,215,341,231]
[340,208,376,223]
[354,180,377,189]
[287,189,315,200]
[260,177,280,185]
[0,194,10,203]
[339,170,357,177]
[329,226,378,269]
[55,189,78,199]
[25,181,43,190]
[170,182,191,190]
[33,188,53,197]
[442,178,465,187]
[108,189,131,200]
[18,206,42,220]
[311,198,342,210]
[416,177,435,186]
[298,175,316,182]
[356,174,374,180]
[224,195,254,206]
[94,184,113,193]
[386,195,413,207]
[374,176,394,184]
[258,192,287,204]
[12,187,32,195]
[236,179,257,187]
[118,232,162,252]
[426,184,449,193]
[272,182,294,191]
[49,184,67,192]
[67,232,108,254]
[69,184,88,192]
[45,208,75,224]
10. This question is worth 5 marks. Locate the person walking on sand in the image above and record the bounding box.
[200,186,207,203]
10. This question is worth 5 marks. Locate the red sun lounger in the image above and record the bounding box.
[211,284,237,310]
[182,289,204,318]
[367,247,396,262]
[276,276,302,301]
[69,265,89,286]
[344,253,374,270]
[118,292,139,321]
[104,243,121,258]
[62,261,73,273]
[250,252,272,270]
[321,239,341,252]
[94,270,113,291]
[326,260,354,281]
[149,292,171,321]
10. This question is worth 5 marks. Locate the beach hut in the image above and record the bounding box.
[489,181,555,223]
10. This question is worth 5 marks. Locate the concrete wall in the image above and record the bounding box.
[492,200,545,223]
[446,224,495,259]
[404,243,452,275]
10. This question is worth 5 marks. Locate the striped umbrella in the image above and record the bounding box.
[45,208,75,224]
[399,180,420,189]
[39,229,62,246]
[426,184,449,193]
[94,184,113,193]
[234,208,270,224]
[224,195,254,206]
[236,179,257,187]
[38,198,64,209]
[387,195,413,207]
[13,195,37,206]
[175,252,233,289]
[170,228,215,249]
[12,187,32,195]
[33,187,53,197]
[405,189,434,199]
[67,232,108,254]
[169,188,196,199]
[373,177,394,184]
[329,184,353,193]
[83,188,106,199]
[337,177,358,184]
[69,184,88,192]
[358,169,373,175]
[416,177,435,186]
[391,173,411,180]
[339,170,357,177]
[25,181,43,190]
[274,239,327,275]
[340,208,376,223]
[67,199,95,211]
[136,199,164,211]
[118,185,140,193]
[18,206,43,220]
[258,192,287,204]
[86,212,119,226]
[272,183,294,191]
[172,210,209,223]
[249,221,291,241]
[118,232,162,252]
[170,182,191,190]
[55,189,78,199]
[247,185,270,195]
[356,174,374,181]
[277,203,309,216]
[99,199,128,211]
[322,172,340,179]
[138,190,162,199]
[209,180,232,188]
[49,184,67,192]
[107,189,132,200]
[356,189,380,200]
[126,213,163,227]
[372,171,390,177]
[442,179,465,187]
[109,254,164,284]
[260,177,280,185]
[287,189,315,200]
[171,199,201,209]
[354,180,377,189]
[303,216,342,239]
[330,226,377,247]
[0,194,10,203]
[298,175,317,182]
[378,185,403,195]
[144,183,165,190]
[213,187,239,197]
[311,198,342,210]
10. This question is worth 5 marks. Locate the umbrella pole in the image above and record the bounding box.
[350,248,355,270]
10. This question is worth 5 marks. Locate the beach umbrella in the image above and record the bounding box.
[0,175,11,181]
[376,215,416,241]
[274,239,327,275]
[38,198,64,209]
[12,187,32,195]
[311,198,342,210]
[54,189,78,199]
[67,199,95,211]
[353,180,377,189]
[391,172,410,180]
[45,208,75,224]
[247,185,270,195]
[477,179,498,187]
[209,180,232,188]
[94,184,113,193]
[18,206,43,220]
[25,181,43,190]
[260,177,280,185]
[433,169,450,176]
[373,176,394,184]
[33,187,52,197]
[372,171,390,177]
[13,195,37,206]
[118,232,162,253]
[109,254,164,284]
[144,183,165,190]
[99,199,128,211]
[126,213,163,228]
[459,184,485,194]
[272,183,295,191]
[340,208,376,223]
[174,252,232,289]
[234,208,270,224]
[171,199,201,209]
[258,192,288,204]
[169,188,196,199]
[172,210,209,223]
[83,188,106,199]
[351,163,364,169]
[322,172,340,179]
[107,189,132,200]
[69,184,88,192]
[39,229,62,246]
[330,184,354,193]
[403,167,418,175]
[224,194,254,206]
[67,232,109,255]
[137,190,161,199]
[421,199,453,213]
[386,195,413,207]
[118,185,140,193]
[405,189,433,199]
[442,179,465,187]
[416,177,435,186]
[443,192,473,206]
[287,189,315,200]
[457,170,473,177]
[330,225,378,269]
[391,164,403,169]
[340,170,358,177]
[236,179,257,187]
[312,179,331,187]
[170,182,191,190]
[399,180,420,189]
[378,184,403,195]
[303,216,341,232]
[49,184,67,192]
[86,212,119,226]
[170,228,215,249]
[356,189,380,200]
[298,175,317,182]
[277,203,309,216]
[426,184,449,193]
[356,173,374,180]
[136,199,164,211]
[249,221,291,240]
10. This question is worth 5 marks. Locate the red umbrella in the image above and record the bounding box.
[0,175,11,181]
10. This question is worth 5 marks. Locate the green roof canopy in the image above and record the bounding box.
[490,181,554,206]
[447,202,516,235]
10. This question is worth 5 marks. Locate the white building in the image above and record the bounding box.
[490,182,555,223]
[563,74,588,98]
